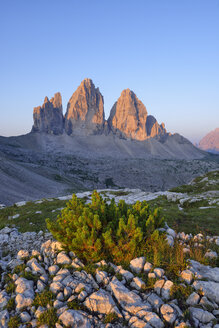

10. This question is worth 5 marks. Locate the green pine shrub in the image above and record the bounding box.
[47,191,164,265]
[143,231,187,281]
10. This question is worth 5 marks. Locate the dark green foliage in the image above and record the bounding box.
[143,231,187,281]
[47,191,164,265]
[13,264,26,274]
[115,273,123,281]
[3,273,13,285]
[77,263,98,276]
[5,282,16,294]
[67,299,86,311]
[98,264,115,275]
[20,270,39,282]
[33,290,54,307]
[37,308,57,328]
[8,315,21,328]
[104,312,119,323]
[5,297,15,311]
[170,284,193,310]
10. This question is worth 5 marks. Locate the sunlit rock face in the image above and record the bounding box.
[32,92,64,135]
[31,79,168,140]
[108,89,167,140]
[108,89,148,140]
[65,78,105,135]
[199,128,219,153]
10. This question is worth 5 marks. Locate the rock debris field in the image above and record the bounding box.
[0,224,219,328]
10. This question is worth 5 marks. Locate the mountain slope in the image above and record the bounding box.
[0,132,218,205]
[199,128,219,154]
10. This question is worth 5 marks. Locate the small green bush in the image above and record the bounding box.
[6,282,16,294]
[47,191,164,265]
[21,270,39,282]
[115,273,123,281]
[5,297,15,311]
[8,315,21,328]
[104,312,119,323]
[143,232,187,281]
[67,299,86,311]
[98,264,115,275]
[37,308,57,328]
[170,284,193,309]
[13,263,26,274]
[33,290,53,307]
[77,263,98,276]
[3,273,13,285]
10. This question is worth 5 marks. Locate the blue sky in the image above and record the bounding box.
[0,0,218,142]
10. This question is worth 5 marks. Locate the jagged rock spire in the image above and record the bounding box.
[32,92,64,135]
[108,89,166,140]
[31,80,168,140]
[65,78,105,135]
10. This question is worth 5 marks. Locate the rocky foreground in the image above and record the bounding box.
[0,225,219,328]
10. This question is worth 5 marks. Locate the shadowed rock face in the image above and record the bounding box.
[32,93,64,135]
[146,115,167,138]
[65,78,105,135]
[108,89,167,140]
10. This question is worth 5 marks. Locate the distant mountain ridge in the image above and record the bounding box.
[32,78,168,140]
[1,78,218,206]
[199,128,219,154]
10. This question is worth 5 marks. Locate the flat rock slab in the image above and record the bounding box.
[193,280,219,304]
[84,288,121,316]
[59,309,91,328]
[110,278,151,315]
[190,260,219,282]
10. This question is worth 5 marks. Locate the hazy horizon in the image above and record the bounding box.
[1,0,219,144]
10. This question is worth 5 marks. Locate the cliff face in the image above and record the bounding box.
[65,79,105,135]
[108,89,148,140]
[31,79,168,140]
[199,128,219,153]
[108,89,166,140]
[146,115,166,138]
[32,92,63,135]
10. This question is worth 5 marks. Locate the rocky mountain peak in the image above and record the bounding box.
[32,93,64,135]
[108,89,148,140]
[108,89,166,140]
[65,78,105,135]
[199,128,219,154]
[44,96,49,104]
[31,80,168,140]
[50,92,62,108]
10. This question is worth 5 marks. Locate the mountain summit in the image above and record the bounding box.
[199,128,219,154]
[31,79,168,140]
[108,88,166,140]
[32,92,63,135]
[65,78,105,135]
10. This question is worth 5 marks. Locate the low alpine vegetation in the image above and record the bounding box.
[47,191,164,265]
